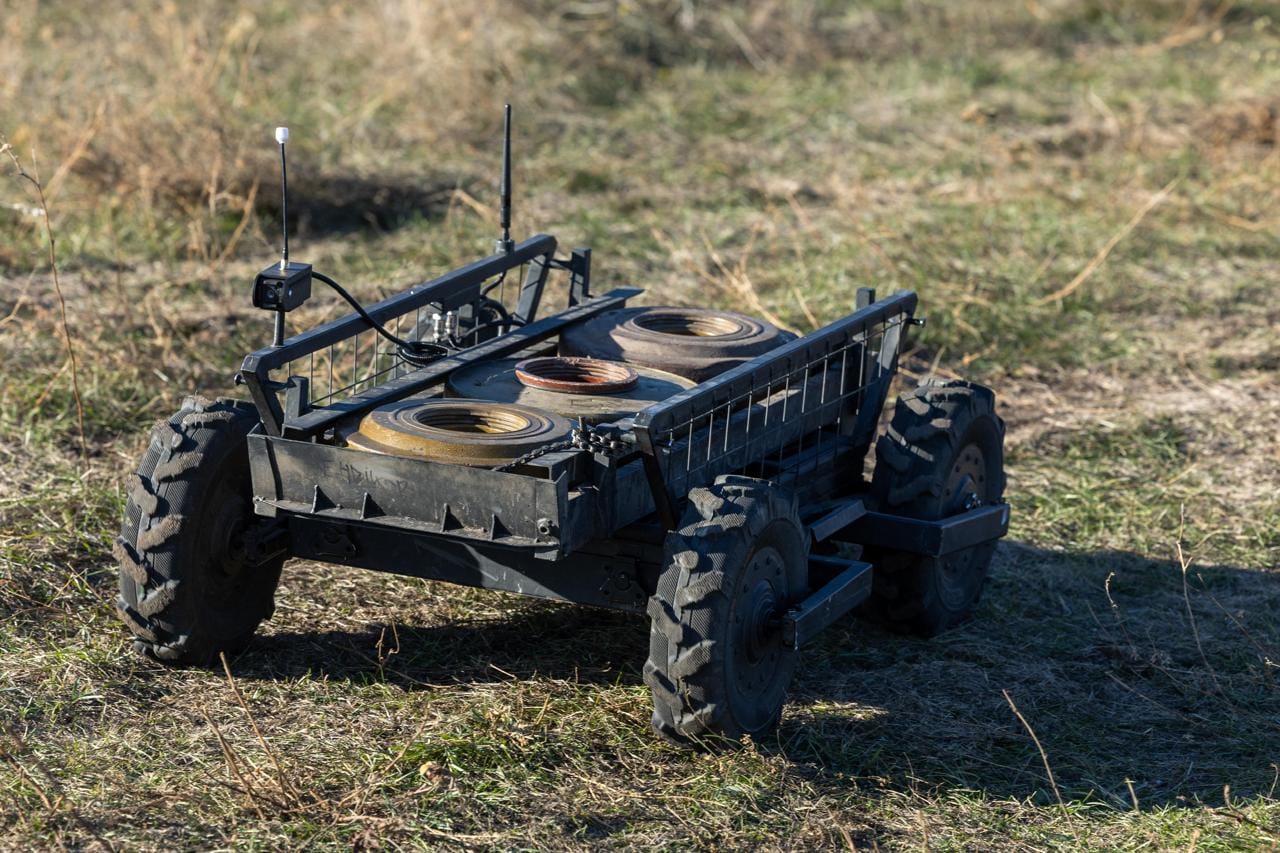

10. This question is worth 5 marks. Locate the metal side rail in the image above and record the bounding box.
[280,288,639,438]
[835,503,1011,556]
[601,370,859,536]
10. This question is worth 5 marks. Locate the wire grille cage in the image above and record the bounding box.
[238,234,564,438]
[276,260,536,411]
[633,292,916,506]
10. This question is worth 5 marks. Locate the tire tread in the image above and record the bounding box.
[116,396,282,666]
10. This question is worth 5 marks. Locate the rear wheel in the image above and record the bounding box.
[863,380,1006,637]
[643,476,807,746]
[115,397,285,665]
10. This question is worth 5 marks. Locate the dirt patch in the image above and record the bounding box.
[1019,118,1121,158]
[1197,98,1280,148]
[999,362,1280,509]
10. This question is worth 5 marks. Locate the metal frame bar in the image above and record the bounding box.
[807,498,867,543]
[566,247,591,307]
[286,516,650,613]
[515,253,552,324]
[836,503,1011,557]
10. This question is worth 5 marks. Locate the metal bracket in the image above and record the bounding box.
[781,556,873,649]
[599,567,645,608]
[310,524,357,560]
[567,247,591,306]
[807,498,866,543]
[284,376,310,421]
[836,503,1010,556]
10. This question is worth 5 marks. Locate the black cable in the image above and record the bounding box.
[479,295,516,327]
[311,271,417,349]
[479,268,507,298]
[309,271,527,365]
[451,315,525,348]
[310,271,446,366]
[448,297,525,348]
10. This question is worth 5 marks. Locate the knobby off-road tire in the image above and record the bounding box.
[114,396,285,665]
[644,476,808,746]
[864,379,1006,637]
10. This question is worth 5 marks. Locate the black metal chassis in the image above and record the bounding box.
[238,235,1009,647]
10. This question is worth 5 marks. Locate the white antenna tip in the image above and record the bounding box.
[275,127,289,144]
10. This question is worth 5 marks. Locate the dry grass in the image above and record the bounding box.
[2,0,1280,849]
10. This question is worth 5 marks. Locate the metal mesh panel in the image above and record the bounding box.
[238,235,576,438]
[633,292,916,504]
[272,261,532,409]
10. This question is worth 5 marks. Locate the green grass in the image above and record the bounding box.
[2,0,1280,849]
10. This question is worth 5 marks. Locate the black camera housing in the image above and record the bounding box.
[252,262,312,312]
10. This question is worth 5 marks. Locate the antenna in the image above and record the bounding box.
[497,104,514,254]
[251,125,312,346]
[276,126,291,269]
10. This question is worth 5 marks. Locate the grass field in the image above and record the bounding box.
[2,0,1279,849]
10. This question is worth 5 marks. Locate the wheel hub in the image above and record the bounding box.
[938,441,990,607]
[732,545,787,699]
[204,489,248,574]
[943,442,987,513]
[744,581,779,663]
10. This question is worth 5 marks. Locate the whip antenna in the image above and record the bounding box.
[251,125,312,347]
[497,104,514,254]
[276,126,291,269]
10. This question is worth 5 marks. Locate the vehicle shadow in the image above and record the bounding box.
[780,542,1280,807]
[238,541,1280,807]
[273,172,455,235]
[241,596,648,689]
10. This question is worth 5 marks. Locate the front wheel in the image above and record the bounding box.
[862,379,1006,637]
[114,396,285,665]
[643,476,808,746]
